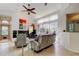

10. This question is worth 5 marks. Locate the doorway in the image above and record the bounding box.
[0,16,11,41]
[1,26,9,40]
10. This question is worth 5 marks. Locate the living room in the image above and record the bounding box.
[0,3,79,56]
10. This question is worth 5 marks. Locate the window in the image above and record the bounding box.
[50,14,58,21]
[37,17,49,24]
[2,26,8,35]
[29,26,33,34]
[37,14,58,34]
[38,14,58,24]
[2,20,9,24]
[0,16,11,40]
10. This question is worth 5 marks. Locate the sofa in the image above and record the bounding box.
[31,34,55,53]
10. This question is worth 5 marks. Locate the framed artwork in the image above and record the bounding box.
[19,18,26,29]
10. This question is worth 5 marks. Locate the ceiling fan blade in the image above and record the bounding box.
[30,10,36,14]
[23,5,28,10]
[30,8,35,10]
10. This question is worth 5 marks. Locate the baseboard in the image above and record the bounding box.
[33,44,53,53]
[60,44,79,54]
[65,47,79,54]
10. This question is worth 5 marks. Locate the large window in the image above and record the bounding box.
[37,14,58,24]
[37,14,58,34]
[2,26,8,35]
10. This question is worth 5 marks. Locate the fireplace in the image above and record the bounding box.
[13,30,29,38]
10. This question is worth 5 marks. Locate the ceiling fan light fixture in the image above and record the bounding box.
[28,12,30,15]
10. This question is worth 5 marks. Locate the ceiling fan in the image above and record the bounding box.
[22,4,36,15]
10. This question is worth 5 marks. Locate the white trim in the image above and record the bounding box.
[60,43,79,54]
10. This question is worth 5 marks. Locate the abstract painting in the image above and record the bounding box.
[19,18,26,29]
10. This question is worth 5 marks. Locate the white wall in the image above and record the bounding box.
[58,3,79,53]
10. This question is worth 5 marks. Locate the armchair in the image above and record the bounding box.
[15,34,27,48]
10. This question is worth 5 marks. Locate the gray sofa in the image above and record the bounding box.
[31,34,55,52]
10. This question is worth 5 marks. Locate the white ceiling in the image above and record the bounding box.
[0,3,69,19]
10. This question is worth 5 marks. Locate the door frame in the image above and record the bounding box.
[0,16,11,41]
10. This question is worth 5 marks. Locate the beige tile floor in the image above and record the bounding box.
[0,40,79,56]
